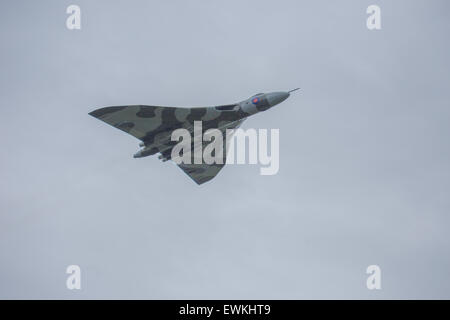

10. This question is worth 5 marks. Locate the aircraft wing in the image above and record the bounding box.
[88,105,199,141]
[89,104,239,141]
[176,118,245,185]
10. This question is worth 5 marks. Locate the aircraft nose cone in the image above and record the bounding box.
[266,92,290,106]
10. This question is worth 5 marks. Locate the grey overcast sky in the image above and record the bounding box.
[1,0,450,299]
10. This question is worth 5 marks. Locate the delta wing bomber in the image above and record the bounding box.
[89,89,298,185]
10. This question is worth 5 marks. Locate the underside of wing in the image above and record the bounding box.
[177,162,226,185]
[175,118,246,185]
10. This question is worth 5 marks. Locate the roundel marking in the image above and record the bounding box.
[252,97,259,104]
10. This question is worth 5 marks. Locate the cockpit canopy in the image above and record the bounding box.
[251,93,264,97]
